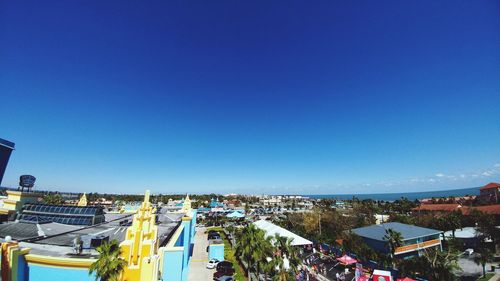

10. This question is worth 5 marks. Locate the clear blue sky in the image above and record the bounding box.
[1,1,499,195]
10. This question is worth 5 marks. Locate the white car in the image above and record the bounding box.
[206,259,220,269]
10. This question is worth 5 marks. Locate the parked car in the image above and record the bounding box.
[208,232,221,240]
[213,269,235,280]
[206,259,220,269]
[215,276,234,281]
[216,261,233,273]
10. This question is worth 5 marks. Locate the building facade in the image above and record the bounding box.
[0,190,197,281]
[479,182,500,204]
[352,222,442,259]
[0,138,15,186]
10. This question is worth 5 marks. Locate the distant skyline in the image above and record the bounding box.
[1,1,499,194]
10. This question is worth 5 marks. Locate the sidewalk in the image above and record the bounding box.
[488,274,500,281]
[188,227,212,281]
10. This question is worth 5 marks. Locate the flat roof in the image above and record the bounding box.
[0,212,183,258]
[352,222,442,241]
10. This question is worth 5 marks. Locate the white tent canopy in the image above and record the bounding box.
[253,219,313,246]
[226,211,245,218]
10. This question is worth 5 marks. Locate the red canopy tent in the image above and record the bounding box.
[336,254,357,265]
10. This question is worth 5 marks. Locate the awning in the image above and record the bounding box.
[336,254,357,265]
[253,219,313,246]
[226,211,245,218]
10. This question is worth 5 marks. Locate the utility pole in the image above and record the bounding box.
[318,213,322,236]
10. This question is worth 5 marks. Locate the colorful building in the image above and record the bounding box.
[352,222,442,258]
[0,190,41,222]
[0,190,197,281]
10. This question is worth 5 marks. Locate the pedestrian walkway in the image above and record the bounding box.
[188,227,212,281]
[488,273,500,281]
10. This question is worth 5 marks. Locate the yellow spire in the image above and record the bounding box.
[77,193,87,207]
[120,189,159,280]
[143,190,150,205]
[182,193,191,213]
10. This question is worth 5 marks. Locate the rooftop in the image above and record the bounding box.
[412,203,462,212]
[352,222,442,241]
[412,203,500,215]
[253,219,312,246]
[0,211,183,258]
[480,182,500,191]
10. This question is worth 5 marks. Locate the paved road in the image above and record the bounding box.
[188,227,213,281]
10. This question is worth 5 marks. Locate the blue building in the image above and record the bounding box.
[352,222,442,258]
[0,138,15,186]
[0,191,198,281]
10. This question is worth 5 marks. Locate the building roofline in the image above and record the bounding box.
[0,138,15,150]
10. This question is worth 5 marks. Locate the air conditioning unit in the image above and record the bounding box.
[90,235,109,248]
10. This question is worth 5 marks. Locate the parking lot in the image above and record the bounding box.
[188,227,213,281]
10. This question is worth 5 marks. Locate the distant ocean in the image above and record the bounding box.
[306,187,479,201]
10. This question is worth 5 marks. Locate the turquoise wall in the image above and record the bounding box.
[190,210,197,240]
[161,211,197,281]
[162,250,183,281]
[181,220,191,281]
[29,264,95,281]
[208,244,224,261]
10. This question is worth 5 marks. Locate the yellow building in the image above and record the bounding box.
[77,193,87,207]
[0,190,197,281]
[120,190,159,281]
[0,190,41,221]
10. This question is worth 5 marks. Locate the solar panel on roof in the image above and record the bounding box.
[20,203,104,226]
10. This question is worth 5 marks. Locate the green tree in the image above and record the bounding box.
[235,224,265,281]
[43,193,63,205]
[476,211,499,246]
[474,246,494,278]
[89,240,127,281]
[226,225,236,247]
[445,211,463,238]
[383,228,403,267]
[421,248,459,281]
[273,233,301,281]
[254,234,274,281]
[399,248,459,281]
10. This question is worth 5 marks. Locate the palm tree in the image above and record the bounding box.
[273,233,301,281]
[254,234,274,281]
[446,211,462,238]
[226,225,236,247]
[235,224,264,281]
[474,247,494,278]
[383,228,403,267]
[89,240,127,281]
[421,248,460,281]
[261,256,278,281]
